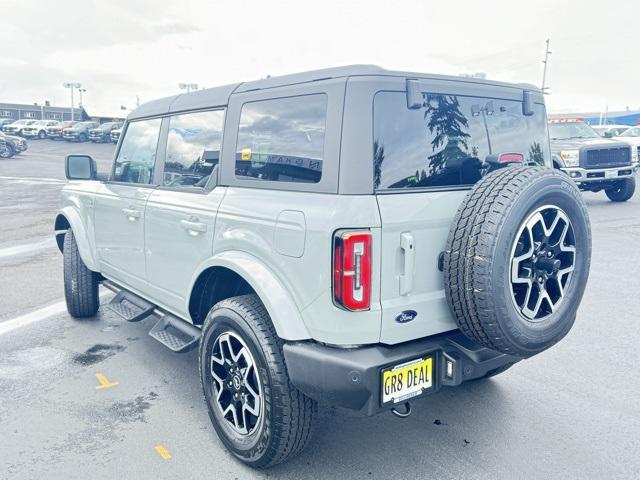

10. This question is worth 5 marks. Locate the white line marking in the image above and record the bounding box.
[0,238,57,260]
[0,290,111,337]
[0,176,66,185]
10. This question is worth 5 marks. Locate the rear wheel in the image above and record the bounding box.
[605,177,635,202]
[199,294,316,468]
[63,229,100,318]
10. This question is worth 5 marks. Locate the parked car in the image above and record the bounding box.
[110,127,122,144]
[3,119,37,136]
[62,121,99,142]
[0,118,15,129]
[22,120,60,139]
[591,124,631,138]
[57,66,592,468]
[89,122,123,143]
[614,125,640,167]
[0,131,28,156]
[549,118,637,201]
[47,121,77,140]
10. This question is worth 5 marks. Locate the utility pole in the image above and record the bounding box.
[541,39,552,93]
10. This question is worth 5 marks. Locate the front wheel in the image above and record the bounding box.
[38,130,46,139]
[63,229,100,318]
[0,143,14,158]
[79,133,87,142]
[199,294,316,468]
[605,177,636,202]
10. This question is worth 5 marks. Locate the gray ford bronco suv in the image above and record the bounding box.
[56,66,592,468]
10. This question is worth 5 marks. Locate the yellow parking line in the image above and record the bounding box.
[95,372,119,390]
[155,445,172,460]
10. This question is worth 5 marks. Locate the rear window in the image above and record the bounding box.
[374,91,550,190]
[235,94,327,184]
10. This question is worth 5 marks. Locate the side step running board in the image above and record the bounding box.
[102,280,201,352]
[104,290,155,322]
[149,313,201,353]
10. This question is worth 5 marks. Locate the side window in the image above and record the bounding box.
[111,118,161,184]
[235,94,327,183]
[163,110,224,188]
[373,91,549,190]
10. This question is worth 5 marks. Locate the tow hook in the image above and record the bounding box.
[391,402,412,418]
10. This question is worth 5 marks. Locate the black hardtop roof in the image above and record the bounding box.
[128,64,540,120]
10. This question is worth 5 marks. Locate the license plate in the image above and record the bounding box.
[605,170,616,178]
[381,356,433,405]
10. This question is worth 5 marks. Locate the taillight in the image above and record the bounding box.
[333,231,371,311]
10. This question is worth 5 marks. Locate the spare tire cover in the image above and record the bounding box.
[443,166,591,357]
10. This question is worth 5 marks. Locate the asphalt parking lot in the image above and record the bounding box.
[1,140,639,480]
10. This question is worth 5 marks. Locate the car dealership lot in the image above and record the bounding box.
[1,141,639,479]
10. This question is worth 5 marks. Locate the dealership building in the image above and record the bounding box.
[0,102,89,122]
[551,108,640,126]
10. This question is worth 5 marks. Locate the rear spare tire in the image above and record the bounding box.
[444,167,591,357]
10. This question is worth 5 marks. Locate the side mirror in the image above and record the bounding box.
[603,131,613,138]
[66,154,96,180]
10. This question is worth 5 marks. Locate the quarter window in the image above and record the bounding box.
[374,91,549,190]
[235,94,327,183]
[163,110,225,188]
[111,118,161,184]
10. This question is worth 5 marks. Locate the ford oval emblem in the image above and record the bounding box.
[395,310,418,324]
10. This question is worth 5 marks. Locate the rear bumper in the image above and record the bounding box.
[283,330,519,416]
[561,165,635,183]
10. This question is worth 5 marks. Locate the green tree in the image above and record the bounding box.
[423,94,471,178]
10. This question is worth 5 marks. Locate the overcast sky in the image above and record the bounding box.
[1,0,638,118]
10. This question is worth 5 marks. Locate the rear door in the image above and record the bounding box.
[375,81,550,344]
[143,109,226,316]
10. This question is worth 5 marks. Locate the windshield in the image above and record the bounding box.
[619,127,640,137]
[548,122,599,140]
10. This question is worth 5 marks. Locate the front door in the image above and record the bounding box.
[93,117,162,293]
[143,109,226,317]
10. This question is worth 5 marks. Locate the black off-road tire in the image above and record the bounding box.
[444,167,592,358]
[605,177,635,202]
[199,294,316,468]
[63,229,100,318]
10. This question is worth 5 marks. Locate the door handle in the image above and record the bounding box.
[180,218,207,236]
[399,232,414,295]
[122,207,141,221]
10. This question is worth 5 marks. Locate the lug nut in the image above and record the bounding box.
[538,276,544,283]
[547,251,553,257]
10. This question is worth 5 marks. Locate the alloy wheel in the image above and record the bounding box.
[210,331,263,436]
[510,205,576,321]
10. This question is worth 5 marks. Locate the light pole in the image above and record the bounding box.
[78,88,87,107]
[178,83,198,93]
[63,82,81,121]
